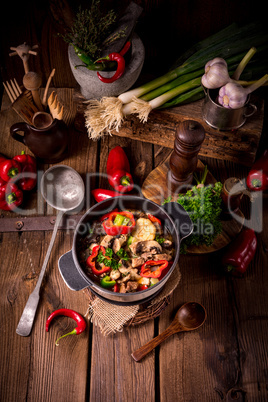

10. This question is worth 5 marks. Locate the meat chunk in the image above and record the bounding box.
[129,240,162,255]
[126,281,139,292]
[119,283,126,293]
[110,269,121,280]
[112,234,128,254]
[131,257,145,268]
[118,273,131,283]
[129,269,141,281]
[131,218,156,242]
[100,235,114,248]
[153,253,172,261]
[140,252,153,261]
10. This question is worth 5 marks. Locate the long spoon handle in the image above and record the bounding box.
[16,211,64,336]
[131,323,181,362]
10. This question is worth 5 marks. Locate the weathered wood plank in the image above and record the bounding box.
[74,91,264,166]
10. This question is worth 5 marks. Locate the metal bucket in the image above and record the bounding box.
[202,88,257,131]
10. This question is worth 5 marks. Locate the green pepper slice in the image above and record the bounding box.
[100,276,116,289]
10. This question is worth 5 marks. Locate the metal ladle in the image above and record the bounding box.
[16,165,85,336]
[131,302,207,361]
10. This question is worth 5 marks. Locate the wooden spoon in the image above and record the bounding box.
[131,302,207,362]
[23,71,43,111]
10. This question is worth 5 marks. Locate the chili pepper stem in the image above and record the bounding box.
[55,328,77,346]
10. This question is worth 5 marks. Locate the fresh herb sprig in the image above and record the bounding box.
[59,0,124,60]
[97,248,118,270]
[166,182,223,253]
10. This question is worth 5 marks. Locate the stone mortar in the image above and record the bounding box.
[68,33,145,100]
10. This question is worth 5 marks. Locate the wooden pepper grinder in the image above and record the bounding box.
[167,120,205,193]
[23,71,43,111]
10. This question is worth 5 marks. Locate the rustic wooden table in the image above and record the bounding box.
[0,2,267,401]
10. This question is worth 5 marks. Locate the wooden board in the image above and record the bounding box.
[73,90,264,166]
[141,158,244,254]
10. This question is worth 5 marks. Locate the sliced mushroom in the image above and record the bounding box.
[153,253,172,261]
[100,235,114,248]
[110,270,121,280]
[140,252,153,261]
[112,234,128,254]
[131,257,145,268]
[162,239,173,248]
[129,240,162,255]
[131,218,156,242]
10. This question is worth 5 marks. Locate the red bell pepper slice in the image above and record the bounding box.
[92,189,122,203]
[147,213,162,226]
[222,228,257,276]
[140,260,169,279]
[139,285,149,291]
[100,208,119,222]
[102,211,135,235]
[86,245,111,276]
[106,146,134,193]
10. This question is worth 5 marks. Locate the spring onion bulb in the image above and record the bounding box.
[218,73,268,109]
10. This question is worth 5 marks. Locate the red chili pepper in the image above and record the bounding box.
[97,52,125,83]
[46,308,86,346]
[140,260,169,278]
[102,211,135,236]
[147,214,162,226]
[246,149,268,191]
[106,146,134,193]
[0,182,23,211]
[92,189,122,202]
[0,155,21,182]
[86,245,111,276]
[222,228,257,276]
[120,41,131,57]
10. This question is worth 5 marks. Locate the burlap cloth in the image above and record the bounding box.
[83,264,181,336]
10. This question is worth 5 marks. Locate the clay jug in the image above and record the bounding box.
[10,119,69,163]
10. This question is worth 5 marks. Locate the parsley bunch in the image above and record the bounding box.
[175,182,223,253]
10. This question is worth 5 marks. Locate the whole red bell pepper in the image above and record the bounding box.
[106,146,134,193]
[86,245,111,276]
[246,149,268,191]
[0,182,23,211]
[13,151,37,191]
[0,154,21,182]
[92,189,122,202]
[140,260,169,279]
[222,228,257,276]
[102,210,135,235]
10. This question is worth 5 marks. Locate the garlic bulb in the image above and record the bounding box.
[218,74,268,109]
[201,57,230,89]
[218,82,247,109]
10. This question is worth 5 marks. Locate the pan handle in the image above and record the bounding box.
[162,202,193,241]
[58,250,90,291]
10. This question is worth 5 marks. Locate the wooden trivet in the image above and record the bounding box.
[83,264,181,332]
[141,158,244,254]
